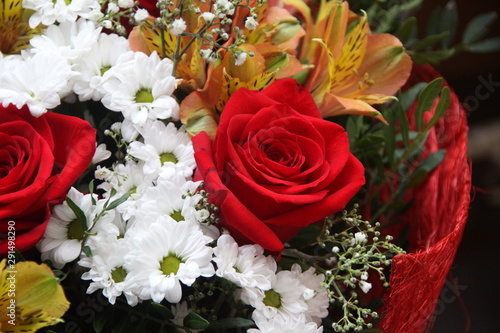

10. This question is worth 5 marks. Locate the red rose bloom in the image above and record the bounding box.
[0,105,96,254]
[193,79,365,252]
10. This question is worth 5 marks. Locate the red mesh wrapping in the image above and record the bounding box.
[379,64,471,333]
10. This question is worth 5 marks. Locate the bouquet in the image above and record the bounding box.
[0,0,497,332]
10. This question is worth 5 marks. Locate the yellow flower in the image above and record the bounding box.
[0,259,70,333]
[0,0,41,54]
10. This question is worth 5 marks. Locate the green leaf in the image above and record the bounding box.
[439,1,459,48]
[412,32,449,52]
[409,48,456,65]
[415,78,443,131]
[383,108,396,166]
[82,245,93,257]
[397,16,417,45]
[408,149,447,188]
[425,6,442,37]
[396,100,410,146]
[89,179,96,205]
[105,192,130,211]
[399,82,427,111]
[66,196,88,232]
[463,11,498,44]
[93,309,113,333]
[399,0,423,11]
[424,86,450,131]
[148,302,174,320]
[467,37,500,53]
[208,317,255,329]
[183,312,210,330]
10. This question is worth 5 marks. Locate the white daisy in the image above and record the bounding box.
[72,33,132,101]
[248,312,323,333]
[213,234,275,290]
[124,217,215,303]
[29,18,102,61]
[101,51,179,126]
[132,176,200,224]
[290,264,329,325]
[79,234,138,306]
[0,52,74,117]
[127,121,196,179]
[23,0,101,28]
[240,270,307,320]
[37,187,96,268]
[99,160,154,221]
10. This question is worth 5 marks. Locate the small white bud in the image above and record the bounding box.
[134,8,149,23]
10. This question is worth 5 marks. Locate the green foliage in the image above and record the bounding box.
[347,79,450,225]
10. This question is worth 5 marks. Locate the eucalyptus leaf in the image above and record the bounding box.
[467,37,500,53]
[463,11,498,44]
[425,86,450,131]
[412,32,449,52]
[409,48,456,65]
[399,82,427,111]
[396,100,410,146]
[415,78,443,131]
[66,196,88,232]
[396,16,417,45]
[408,149,446,188]
[183,312,210,330]
[208,317,255,329]
[439,1,458,48]
[383,109,396,166]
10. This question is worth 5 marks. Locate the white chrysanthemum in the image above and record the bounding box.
[23,0,101,28]
[99,160,155,221]
[37,188,96,268]
[248,312,323,333]
[171,301,200,332]
[101,51,179,126]
[0,52,74,116]
[92,143,112,164]
[30,19,102,61]
[124,218,215,303]
[72,33,132,101]
[128,121,195,179]
[132,176,201,225]
[213,234,275,289]
[240,270,307,320]
[79,234,138,306]
[291,264,329,324]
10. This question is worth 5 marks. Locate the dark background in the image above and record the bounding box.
[414,0,500,332]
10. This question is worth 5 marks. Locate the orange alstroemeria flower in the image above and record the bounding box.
[0,0,42,54]
[287,0,412,122]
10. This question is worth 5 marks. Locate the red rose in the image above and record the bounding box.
[193,79,365,252]
[0,105,96,254]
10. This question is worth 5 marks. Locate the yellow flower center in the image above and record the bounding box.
[135,88,154,103]
[160,152,178,164]
[111,267,127,283]
[160,255,182,275]
[263,289,281,308]
[170,210,184,222]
